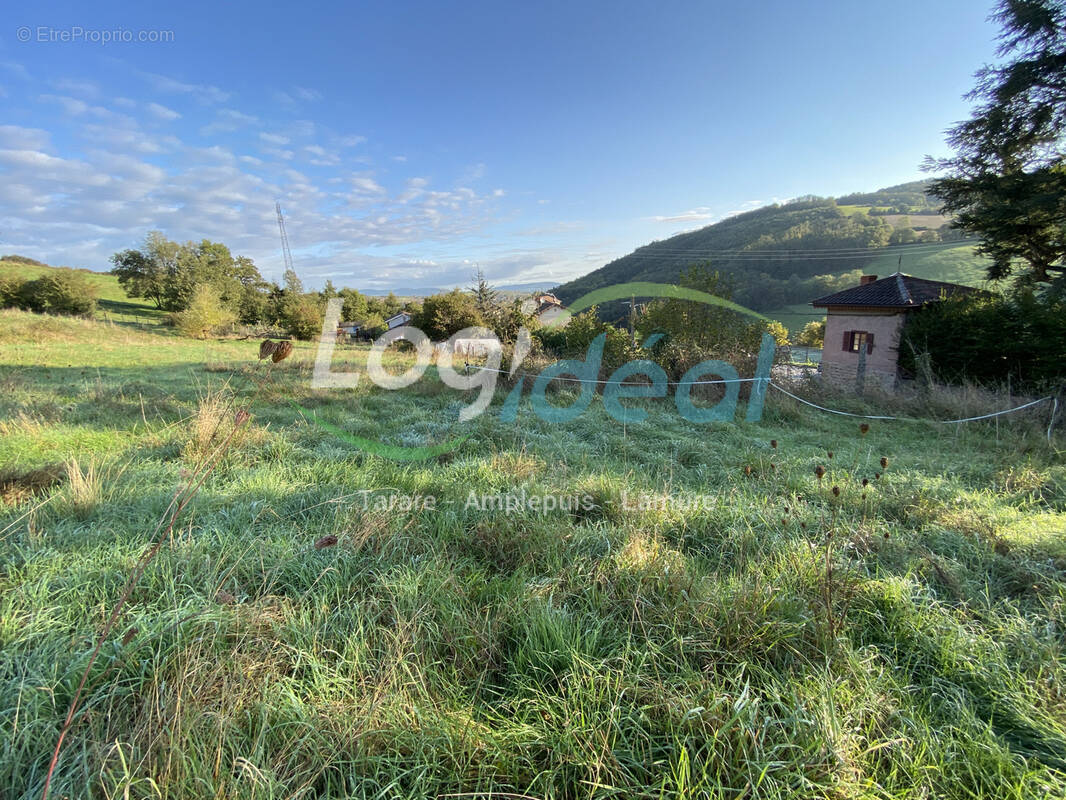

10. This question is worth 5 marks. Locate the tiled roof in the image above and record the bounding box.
[811,272,979,309]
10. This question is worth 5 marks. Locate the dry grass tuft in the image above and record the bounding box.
[183,389,260,466]
[0,410,48,438]
[55,458,127,518]
[63,458,102,518]
[489,448,546,480]
[185,391,233,464]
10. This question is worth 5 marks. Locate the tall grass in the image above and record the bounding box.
[0,309,1064,799]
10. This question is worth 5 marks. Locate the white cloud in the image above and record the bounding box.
[80,123,177,155]
[351,176,385,195]
[460,162,486,183]
[650,206,716,224]
[261,146,295,160]
[146,102,181,121]
[200,108,259,135]
[1,70,516,285]
[50,78,99,97]
[725,198,773,217]
[0,125,50,150]
[138,70,229,104]
[38,94,110,117]
[274,87,323,107]
[1,62,30,80]
[286,120,316,138]
[305,144,340,166]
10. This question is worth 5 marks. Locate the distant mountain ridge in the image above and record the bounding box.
[551,180,981,327]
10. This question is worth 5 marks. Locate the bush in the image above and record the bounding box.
[560,306,634,370]
[635,265,766,379]
[17,269,97,315]
[281,295,325,341]
[412,289,482,340]
[172,284,236,339]
[899,287,1066,389]
[765,320,789,346]
[0,275,28,308]
[795,319,826,347]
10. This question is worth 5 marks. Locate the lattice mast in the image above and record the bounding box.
[276,201,294,273]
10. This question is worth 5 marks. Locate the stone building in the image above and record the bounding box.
[811,272,978,388]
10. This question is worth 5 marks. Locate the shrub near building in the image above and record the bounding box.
[900,285,1066,389]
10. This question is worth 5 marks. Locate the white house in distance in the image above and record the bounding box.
[533,292,568,326]
[337,311,412,340]
[811,272,979,388]
[386,311,412,329]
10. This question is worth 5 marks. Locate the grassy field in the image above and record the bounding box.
[2,267,1066,798]
[864,243,989,287]
[766,304,824,335]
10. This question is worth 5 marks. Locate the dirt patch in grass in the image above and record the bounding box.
[0,463,66,504]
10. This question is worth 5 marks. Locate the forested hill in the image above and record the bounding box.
[552,181,978,323]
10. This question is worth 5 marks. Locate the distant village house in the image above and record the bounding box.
[534,292,568,326]
[337,311,412,341]
[386,311,412,329]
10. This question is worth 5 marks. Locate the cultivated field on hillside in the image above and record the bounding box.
[1,292,1064,799]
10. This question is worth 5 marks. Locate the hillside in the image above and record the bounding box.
[0,258,165,326]
[552,181,989,330]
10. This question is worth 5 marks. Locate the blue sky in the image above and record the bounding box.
[1,0,1000,291]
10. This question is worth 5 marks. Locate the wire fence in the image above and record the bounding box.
[463,360,1060,441]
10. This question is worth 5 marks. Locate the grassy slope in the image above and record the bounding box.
[549,178,989,335]
[0,259,166,326]
[1,308,1065,799]
[766,244,991,333]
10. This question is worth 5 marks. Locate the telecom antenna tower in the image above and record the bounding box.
[275,201,294,273]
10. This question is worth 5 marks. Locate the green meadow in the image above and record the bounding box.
[1,269,1065,799]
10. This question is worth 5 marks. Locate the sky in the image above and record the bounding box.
[1,0,1003,292]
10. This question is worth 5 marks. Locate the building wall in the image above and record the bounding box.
[821,309,906,389]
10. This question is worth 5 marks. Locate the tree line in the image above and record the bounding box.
[109,231,410,340]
